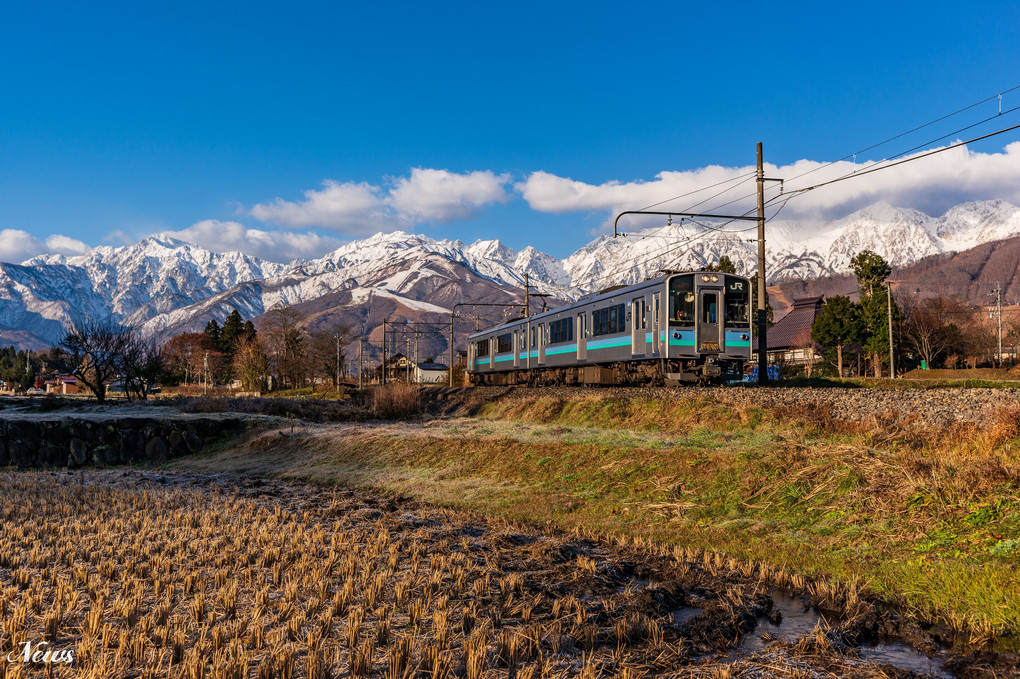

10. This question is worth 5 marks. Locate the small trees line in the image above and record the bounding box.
[57,307,354,402]
[811,250,1014,377]
[164,307,352,392]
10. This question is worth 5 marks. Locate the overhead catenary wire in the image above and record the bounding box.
[778,83,1020,188]
[785,120,1020,197]
[635,171,756,212]
[592,84,1020,291]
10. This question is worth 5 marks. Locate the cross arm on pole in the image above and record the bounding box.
[613,209,758,238]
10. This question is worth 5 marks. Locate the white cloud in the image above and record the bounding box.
[249,169,512,233]
[165,220,345,262]
[43,234,90,256]
[389,168,510,222]
[519,142,1020,231]
[0,229,89,263]
[250,180,394,235]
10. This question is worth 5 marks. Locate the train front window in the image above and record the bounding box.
[724,279,750,327]
[668,275,695,325]
[703,293,718,324]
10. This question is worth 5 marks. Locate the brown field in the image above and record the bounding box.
[0,469,975,678]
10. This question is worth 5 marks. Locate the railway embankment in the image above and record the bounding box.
[442,385,1020,426]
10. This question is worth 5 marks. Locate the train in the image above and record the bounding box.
[466,271,753,385]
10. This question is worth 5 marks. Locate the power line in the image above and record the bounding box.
[786,120,1020,197]
[779,83,1020,187]
[636,171,756,211]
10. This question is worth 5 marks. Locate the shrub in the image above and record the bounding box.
[371,383,421,419]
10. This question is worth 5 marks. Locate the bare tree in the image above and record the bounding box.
[59,319,132,403]
[122,336,167,400]
[260,307,305,390]
[232,336,269,392]
[307,322,353,388]
[903,296,963,369]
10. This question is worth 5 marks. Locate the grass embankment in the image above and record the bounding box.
[172,394,1020,642]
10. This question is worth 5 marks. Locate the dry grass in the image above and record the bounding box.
[0,470,924,678]
[370,384,422,420]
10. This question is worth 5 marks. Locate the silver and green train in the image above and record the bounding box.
[467,271,753,385]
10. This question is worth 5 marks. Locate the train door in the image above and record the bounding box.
[538,324,546,365]
[513,329,520,368]
[652,293,661,355]
[631,296,645,355]
[577,312,587,361]
[698,290,721,352]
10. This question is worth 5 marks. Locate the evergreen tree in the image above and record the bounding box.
[204,319,222,348]
[811,295,864,377]
[220,310,244,351]
[850,250,892,297]
[242,321,257,343]
[705,256,737,274]
[850,251,897,376]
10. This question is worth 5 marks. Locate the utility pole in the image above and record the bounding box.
[756,142,768,385]
[449,312,455,388]
[334,333,341,390]
[406,338,411,383]
[524,272,530,318]
[991,284,1003,367]
[414,330,420,384]
[359,339,364,388]
[887,282,895,379]
[203,350,209,396]
[382,319,387,385]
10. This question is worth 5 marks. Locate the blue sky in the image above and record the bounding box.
[3,1,1020,262]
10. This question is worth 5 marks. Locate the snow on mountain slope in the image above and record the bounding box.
[7,199,1020,350]
[935,200,1020,251]
[825,202,941,271]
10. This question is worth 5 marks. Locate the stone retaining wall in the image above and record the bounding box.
[0,417,243,468]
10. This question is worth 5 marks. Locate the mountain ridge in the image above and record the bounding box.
[5,199,1020,350]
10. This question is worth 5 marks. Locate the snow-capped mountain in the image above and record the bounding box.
[5,199,1020,350]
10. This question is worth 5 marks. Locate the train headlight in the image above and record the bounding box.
[701,275,710,282]
[740,334,749,341]
[710,275,719,282]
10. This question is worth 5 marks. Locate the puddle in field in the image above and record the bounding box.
[616,577,652,593]
[680,591,952,678]
[670,607,704,625]
[859,641,951,678]
[739,591,835,652]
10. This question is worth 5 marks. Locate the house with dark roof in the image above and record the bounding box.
[414,362,449,384]
[758,296,825,368]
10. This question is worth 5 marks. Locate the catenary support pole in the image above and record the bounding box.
[756,142,768,385]
[887,282,895,378]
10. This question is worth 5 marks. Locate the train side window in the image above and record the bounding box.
[496,334,512,353]
[631,297,646,330]
[549,317,574,344]
[476,339,489,357]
